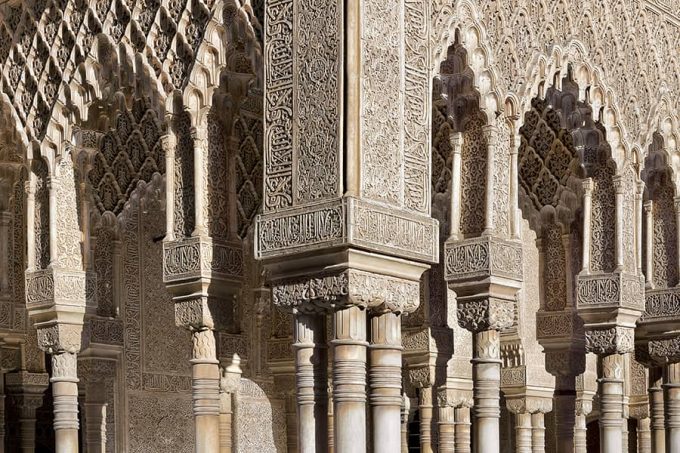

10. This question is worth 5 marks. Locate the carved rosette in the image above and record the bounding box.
[584,326,635,355]
[271,269,421,315]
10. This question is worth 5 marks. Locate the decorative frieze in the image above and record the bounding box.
[536,311,582,340]
[575,272,644,310]
[162,237,243,283]
[444,236,522,282]
[271,269,420,314]
[643,287,680,320]
[256,197,438,263]
[25,268,87,308]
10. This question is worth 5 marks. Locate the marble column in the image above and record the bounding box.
[472,330,501,453]
[515,412,532,453]
[190,329,220,453]
[401,395,410,453]
[368,312,402,453]
[6,371,49,453]
[650,368,665,453]
[219,354,241,453]
[638,417,652,453]
[454,406,472,453]
[531,412,545,453]
[51,352,80,453]
[664,362,680,453]
[83,382,107,453]
[332,305,367,453]
[553,377,577,453]
[599,354,625,453]
[294,313,328,453]
[574,394,593,453]
[438,405,455,452]
[418,386,433,453]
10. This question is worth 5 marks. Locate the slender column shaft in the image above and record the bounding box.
[454,406,471,453]
[438,406,455,453]
[636,182,644,274]
[332,306,367,453]
[614,176,624,269]
[510,134,521,238]
[284,392,298,453]
[582,179,593,272]
[192,130,207,236]
[369,312,402,453]
[294,313,328,453]
[163,134,176,240]
[0,212,10,292]
[664,362,680,453]
[47,178,58,264]
[419,386,433,453]
[483,126,497,235]
[219,392,232,453]
[553,382,576,453]
[51,352,80,453]
[449,132,463,240]
[472,330,501,453]
[515,412,532,453]
[622,396,629,453]
[638,417,652,453]
[574,412,587,453]
[531,412,545,453]
[644,201,654,285]
[191,329,220,453]
[599,354,624,453]
[25,179,35,268]
[650,370,666,453]
[84,396,106,453]
[400,398,409,453]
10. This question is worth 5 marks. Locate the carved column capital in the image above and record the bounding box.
[544,349,586,377]
[457,297,514,333]
[506,396,553,415]
[648,335,680,365]
[584,326,635,355]
[582,178,594,194]
[36,323,83,354]
[272,269,421,315]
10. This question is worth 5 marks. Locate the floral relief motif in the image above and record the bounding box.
[543,223,567,311]
[590,164,617,273]
[459,117,487,236]
[652,178,678,287]
[33,158,50,269]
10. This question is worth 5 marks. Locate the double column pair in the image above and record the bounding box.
[294,305,402,453]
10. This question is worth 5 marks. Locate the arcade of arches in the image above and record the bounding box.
[0,0,678,452]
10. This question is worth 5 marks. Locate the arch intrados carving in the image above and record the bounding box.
[432,1,502,125]
[516,40,633,169]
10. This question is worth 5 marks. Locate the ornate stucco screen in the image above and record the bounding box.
[256,1,438,451]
